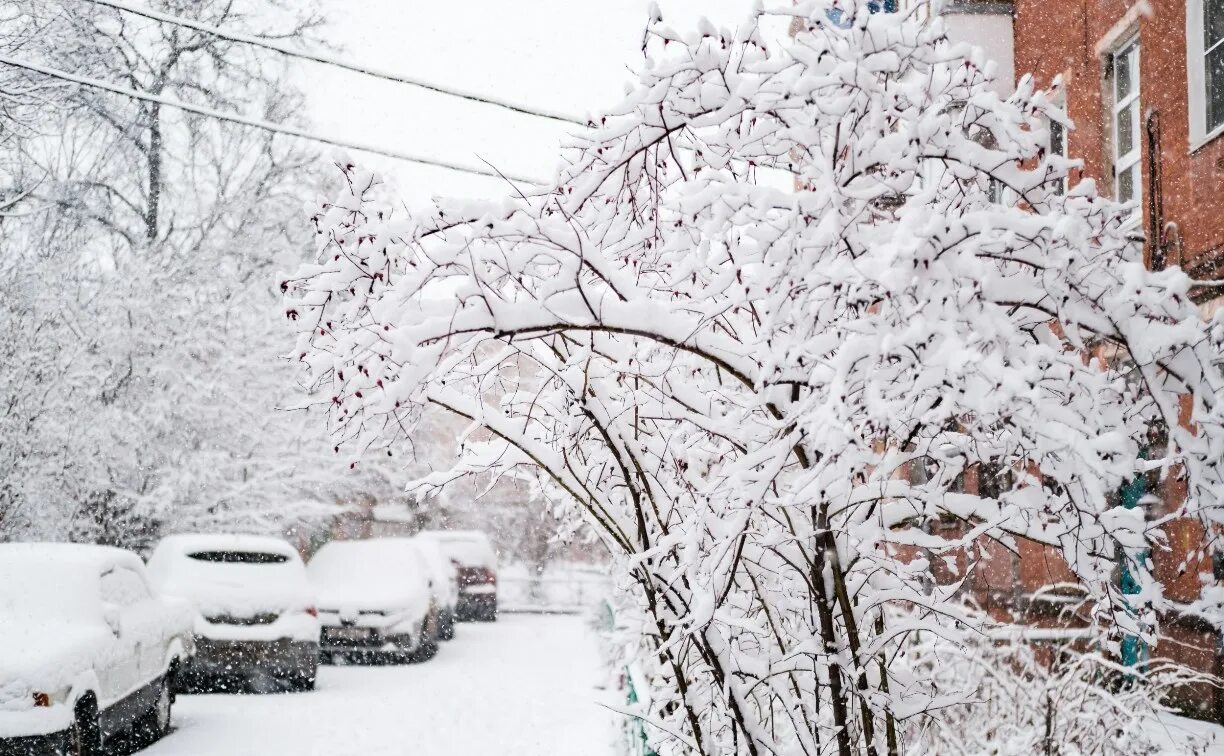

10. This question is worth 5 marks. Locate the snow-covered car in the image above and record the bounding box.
[307,539,439,664]
[145,534,320,692]
[410,536,459,641]
[0,543,193,755]
[418,530,498,622]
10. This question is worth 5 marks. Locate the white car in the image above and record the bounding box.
[145,534,320,692]
[418,530,498,622]
[307,539,439,664]
[0,543,193,755]
[410,536,460,641]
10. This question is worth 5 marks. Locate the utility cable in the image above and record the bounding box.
[81,0,586,126]
[0,54,547,184]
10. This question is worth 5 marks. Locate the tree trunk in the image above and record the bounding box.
[145,102,162,242]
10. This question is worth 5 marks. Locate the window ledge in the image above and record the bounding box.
[1189,122,1224,154]
[943,1,1014,14]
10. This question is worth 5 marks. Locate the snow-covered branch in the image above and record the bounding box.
[286,2,1224,753]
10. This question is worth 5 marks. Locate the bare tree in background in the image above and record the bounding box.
[0,0,341,545]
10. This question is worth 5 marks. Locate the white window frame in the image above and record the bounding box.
[1187,0,1224,149]
[1110,37,1142,222]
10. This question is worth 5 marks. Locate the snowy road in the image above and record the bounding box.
[139,614,618,756]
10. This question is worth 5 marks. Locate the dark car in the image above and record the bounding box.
[417,530,498,622]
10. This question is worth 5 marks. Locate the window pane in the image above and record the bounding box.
[1115,46,1134,101]
[1118,165,1136,203]
[1207,0,1224,48]
[188,550,289,564]
[1050,119,1066,156]
[988,177,1003,204]
[1117,105,1134,155]
[1209,44,1224,131]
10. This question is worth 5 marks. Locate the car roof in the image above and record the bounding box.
[313,537,421,555]
[417,529,491,543]
[308,538,428,577]
[152,533,299,556]
[0,542,143,573]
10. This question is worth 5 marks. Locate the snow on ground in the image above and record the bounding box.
[1153,712,1224,754]
[140,614,617,756]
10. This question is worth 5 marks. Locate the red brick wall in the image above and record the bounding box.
[1157,621,1221,719]
[1010,2,1223,718]
[1013,0,1224,277]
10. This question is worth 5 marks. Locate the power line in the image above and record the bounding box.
[0,54,547,184]
[81,0,587,126]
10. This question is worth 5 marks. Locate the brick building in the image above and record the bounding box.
[941,0,1224,720]
[944,0,1223,293]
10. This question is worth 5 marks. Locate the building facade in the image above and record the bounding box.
[947,0,1224,287]
[941,0,1224,721]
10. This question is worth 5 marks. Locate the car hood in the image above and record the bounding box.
[0,624,111,710]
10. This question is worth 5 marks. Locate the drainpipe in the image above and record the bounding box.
[1145,109,1165,271]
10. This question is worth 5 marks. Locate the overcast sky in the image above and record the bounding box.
[301,0,783,202]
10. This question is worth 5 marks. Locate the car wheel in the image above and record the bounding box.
[133,675,172,745]
[291,660,318,691]
[318,650,334,666]
[409,641,436,663]
[153,675,172,735]
[65,695,101,756]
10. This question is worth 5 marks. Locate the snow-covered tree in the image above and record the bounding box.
[0,0,341,545]
[286,1,1224,753]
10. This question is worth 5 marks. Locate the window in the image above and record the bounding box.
[1048,116,1068,196]
[826,0,897,27]
[187,550,289,564]
[1110,39,1142,212]
[977,461,1014,500]
[100,567,151,607]
[987,178,1005,204]
[1187,0,1224,146]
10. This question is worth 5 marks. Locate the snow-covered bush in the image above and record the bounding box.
[285,1,1224,753]
[910,622,1217,754]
